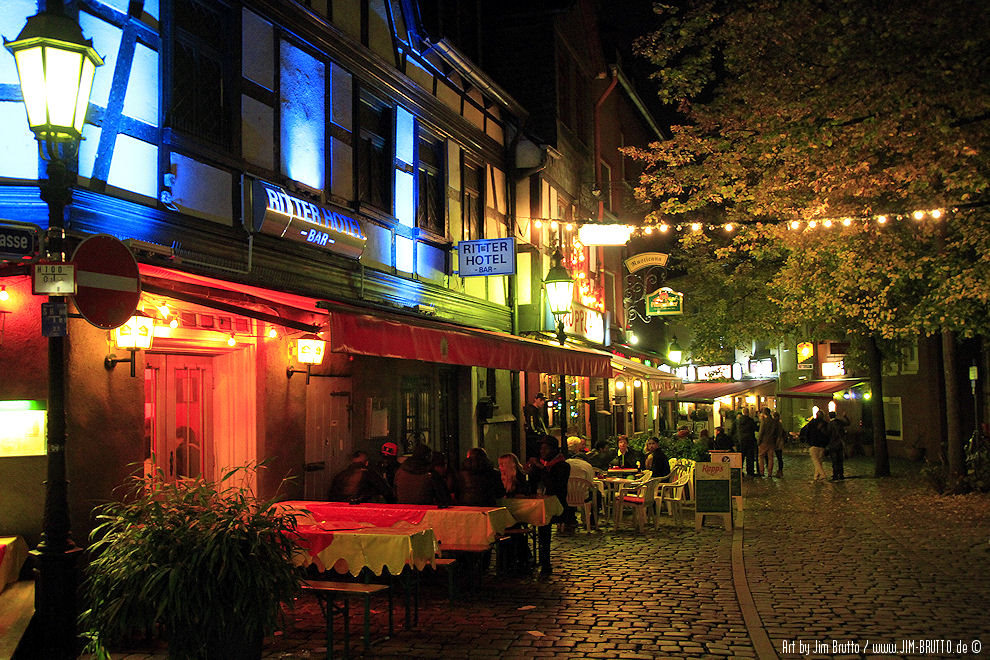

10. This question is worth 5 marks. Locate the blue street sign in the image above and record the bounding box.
[41,302,68,338]
[0,221,41,263]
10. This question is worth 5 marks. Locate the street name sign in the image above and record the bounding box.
[0,221,40,263]
[70,234,141,330]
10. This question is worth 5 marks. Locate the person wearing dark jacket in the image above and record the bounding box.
[735,408,758,477]
[394,444,452,505]
[643,436,671,479]
[803,412,830,482]
[609,435,643,469]
[457,447,505,506]
[827,411,850,480]
[527,436,570,576]
[329,451,395,503]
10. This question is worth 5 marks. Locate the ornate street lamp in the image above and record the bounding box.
[543,249,575,445]
[667,335,683,365]
[5,6,102,658]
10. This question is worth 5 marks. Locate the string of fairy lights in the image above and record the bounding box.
[630,207,955,237]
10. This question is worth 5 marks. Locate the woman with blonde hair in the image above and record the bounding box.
[498,453,531,496]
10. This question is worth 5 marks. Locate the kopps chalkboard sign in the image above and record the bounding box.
[709,451,743,509]
[694,462,733,531]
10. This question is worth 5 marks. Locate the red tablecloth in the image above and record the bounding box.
[278,501,515,551]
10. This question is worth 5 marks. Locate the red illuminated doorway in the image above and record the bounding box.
[145,355,214,483]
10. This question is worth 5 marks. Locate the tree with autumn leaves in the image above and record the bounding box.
[626,0,990,482]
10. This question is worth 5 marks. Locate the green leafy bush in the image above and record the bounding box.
[80,464,303,659]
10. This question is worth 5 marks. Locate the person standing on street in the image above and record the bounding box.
[757,408,780,477]
[827,410,850,481]
[773,411,787,477]
[735,407,758,477]
[524,393,550,460]
[803,411,830,482]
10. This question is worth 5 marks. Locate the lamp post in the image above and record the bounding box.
[667,335,683,365]
[5,7,103,658]
[543,249,575,444]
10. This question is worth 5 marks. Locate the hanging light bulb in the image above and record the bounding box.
[550,220,559,230]
[169,317,179,329]
[789,220,800,230]
[644,226,653,235]
[724,223,734,232]
[690,222,702,232]
[0,285,8,302]
[877,215,888,224]
[931,209,943,219]
[659,223,670,232]
[267,326,279,339]
[534,219,543,229]
[808,220,818,229]
[842,217,852,226]
[227,334,236,347]
[913,210,925,220]
[823,219,833,228]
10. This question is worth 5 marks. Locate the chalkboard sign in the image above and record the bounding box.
[709,452,742,497]
[694,462,732,513]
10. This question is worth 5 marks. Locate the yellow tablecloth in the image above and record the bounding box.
[292,525,437,576]
[497,496,563,526]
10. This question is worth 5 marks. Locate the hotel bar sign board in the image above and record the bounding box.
[252,180,366,259]
[458,237,516,276]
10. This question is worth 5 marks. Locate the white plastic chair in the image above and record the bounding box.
[613,477,664,532]
[656,473,691,526]
[566,476,595,531]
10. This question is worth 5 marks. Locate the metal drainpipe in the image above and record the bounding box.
[594,67,619,222]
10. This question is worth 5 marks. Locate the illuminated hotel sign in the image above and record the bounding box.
[458,237,516,276]
[252,180,366,259]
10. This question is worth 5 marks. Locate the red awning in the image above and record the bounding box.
[777,379,865,398]
[610,355,681,392]
[656,379,775,403]
[330,310,613,377]
[138,265,614,377]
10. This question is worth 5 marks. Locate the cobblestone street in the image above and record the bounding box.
[108,453,990,660]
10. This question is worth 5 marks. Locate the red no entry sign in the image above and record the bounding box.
[70,234,141,329]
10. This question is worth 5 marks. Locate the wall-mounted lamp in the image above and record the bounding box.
[0,285,8,302]
[634,379,642,388]
[105,312,154,377]
[286,334,332,384]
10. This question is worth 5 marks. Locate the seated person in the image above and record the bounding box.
[498,453,533,497]
[565,439,598,529]
[394,443,452,506]
[498,453,535,573]
[456,447,505,506]
[375,441,400,490]
[527,436,570,576]
[642,437,672,479]
[328,450,395,503]
[584,439,614,471]
[610,435,643,469]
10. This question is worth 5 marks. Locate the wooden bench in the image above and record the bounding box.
[300,579,392,660]
[0,580,34,660]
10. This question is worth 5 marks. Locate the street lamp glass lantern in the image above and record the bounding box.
[5,11,104,148]
[543,250,575,319]
[667,336,683,365]
[113,312,154,351]
[296,335,327,365]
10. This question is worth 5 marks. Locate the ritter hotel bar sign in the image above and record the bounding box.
[458,237,516,276]
[252,180,367,259]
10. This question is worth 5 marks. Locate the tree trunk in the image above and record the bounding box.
[942,328,965,487]
[866,334,890,477]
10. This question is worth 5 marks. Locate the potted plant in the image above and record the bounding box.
[80,463,303,660]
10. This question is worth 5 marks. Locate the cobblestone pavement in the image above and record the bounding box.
[104,453,990,660]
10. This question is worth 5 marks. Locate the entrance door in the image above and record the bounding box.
[304,377,351,500]
[146,355,214,483]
